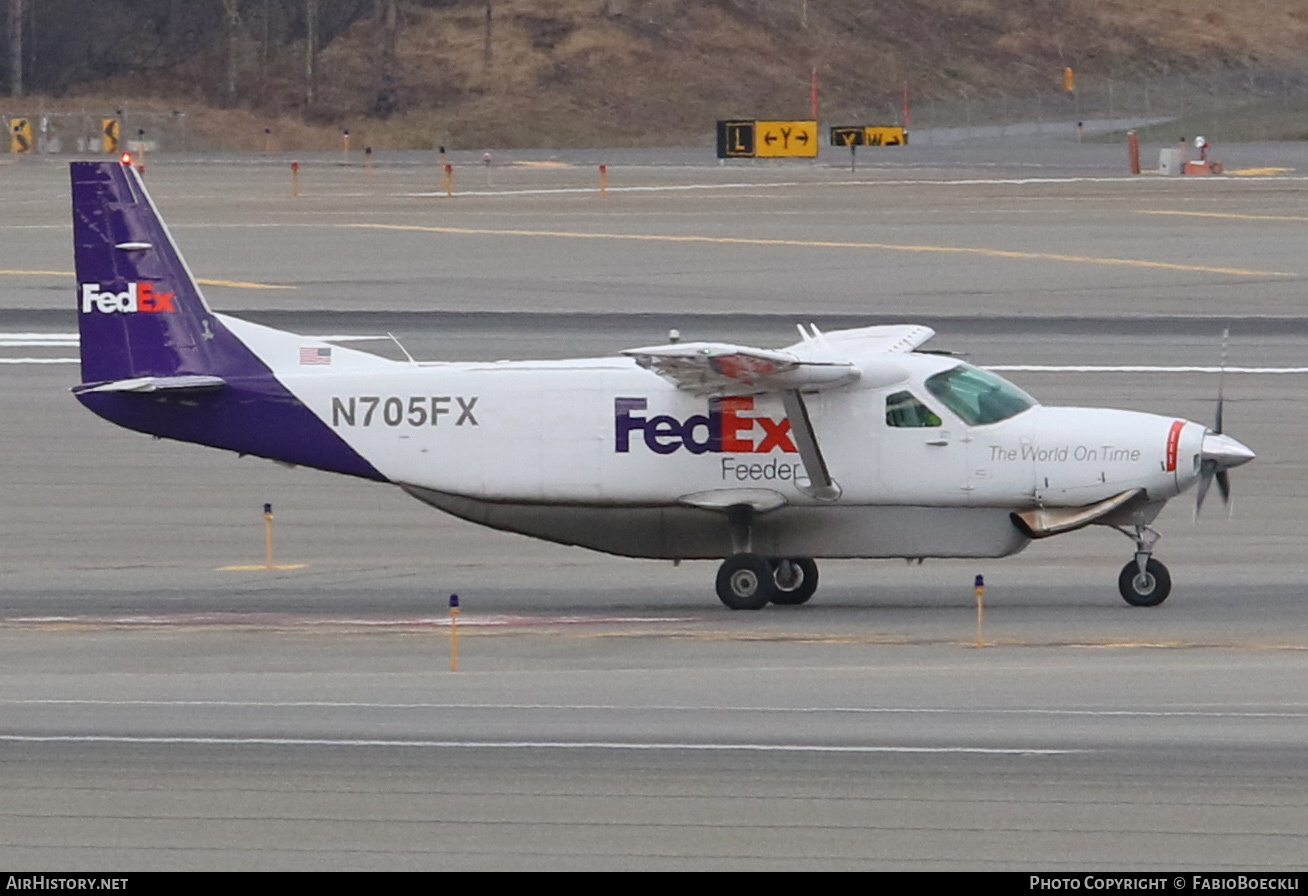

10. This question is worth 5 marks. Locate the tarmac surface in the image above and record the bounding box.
[1,144,1307,869]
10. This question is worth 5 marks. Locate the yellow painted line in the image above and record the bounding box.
[218,564,307,571]
[1229,167,1293,176]
[487,627,1308,650]
[348,223,1292,279]
[1139,209,1308,223]
[513,160,571,169]
[196,278,294,290]
[0,269,294,289]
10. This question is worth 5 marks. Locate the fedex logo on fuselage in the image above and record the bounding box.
[80,282,175,314]
[615,396,797,455]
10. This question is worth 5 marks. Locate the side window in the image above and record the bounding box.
[886,391,942,428]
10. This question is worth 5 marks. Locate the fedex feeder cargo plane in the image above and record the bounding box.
[70,160,1254,610]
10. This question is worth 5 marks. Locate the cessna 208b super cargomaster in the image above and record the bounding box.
[71,159,1255,610]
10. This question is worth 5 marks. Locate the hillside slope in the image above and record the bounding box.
[12,0,1308,148]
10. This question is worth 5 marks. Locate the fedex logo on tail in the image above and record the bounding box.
[80,282,175,314]
[615,396,797,455]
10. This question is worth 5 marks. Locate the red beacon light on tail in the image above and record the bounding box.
[119,152,132,166]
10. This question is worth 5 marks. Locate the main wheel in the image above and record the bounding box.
[716,553,775,610]
[1118,558,1171,607]
[769,558,819,606]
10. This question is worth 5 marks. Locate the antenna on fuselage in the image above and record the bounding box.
[387,331,417,365]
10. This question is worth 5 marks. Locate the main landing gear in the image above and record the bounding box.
[714,505,820,610]
[715,554,820,610]
[1115,524,1171,607]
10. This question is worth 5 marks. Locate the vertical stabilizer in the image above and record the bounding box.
[72,160,251,385]
[69,160,386,481]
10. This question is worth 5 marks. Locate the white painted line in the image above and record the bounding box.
[0,734,1076,755]
[989,365,1308,374]
[9,613,691,627]
[4,356,1306,373]
[0,333,373,346]
[0,332,78,340]
[5,699,1302,719]
[0,357,78,364]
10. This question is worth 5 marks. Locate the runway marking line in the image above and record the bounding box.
[3,342,1308,375]
[0,734,1077,755]
[218,564,307,571]
[1139,210,1308,223]
[1228,167,1294,176]
[7,699,1307,719]
[989,365,1308,374]
[347,223,1293,279]
[3,615,1302,650]
[0,269,294,290]
[0,358,78,364]
[4,613,696,629]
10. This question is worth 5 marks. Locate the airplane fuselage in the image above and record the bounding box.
[120,317,1204,562]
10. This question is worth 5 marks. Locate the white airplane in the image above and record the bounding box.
[71,159,1255,609]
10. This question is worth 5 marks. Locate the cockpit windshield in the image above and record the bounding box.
[924,363,1036,426]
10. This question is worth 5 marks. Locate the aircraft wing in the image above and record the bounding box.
[621,324,934,396]
[622,325,935,502]
[621,342,858,396]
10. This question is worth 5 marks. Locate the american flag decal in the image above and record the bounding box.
[300,346,332,366]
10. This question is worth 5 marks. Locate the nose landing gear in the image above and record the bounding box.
[1115,524,1171,607]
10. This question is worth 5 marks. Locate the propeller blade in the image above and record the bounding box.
[1215,328,1228,434]
[1216,469,1231,504]
[1195,462,1214,515]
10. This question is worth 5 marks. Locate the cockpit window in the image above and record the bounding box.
[924,363,1036,426]
[886,391,942,428]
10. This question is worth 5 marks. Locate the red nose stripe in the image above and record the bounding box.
[1165,420,1184,472]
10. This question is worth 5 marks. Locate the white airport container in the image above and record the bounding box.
[1158,148,1183,176]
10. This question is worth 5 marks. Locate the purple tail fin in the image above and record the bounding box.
[72,160,248,384]
[70,160,386,482]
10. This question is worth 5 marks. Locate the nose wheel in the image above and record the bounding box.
[1114,524,1171,607]
[1118,557,1171,606]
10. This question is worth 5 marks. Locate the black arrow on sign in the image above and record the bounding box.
[796,131,809,145]
[764,132,777,144]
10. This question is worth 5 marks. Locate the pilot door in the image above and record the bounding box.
[878,389,970,503]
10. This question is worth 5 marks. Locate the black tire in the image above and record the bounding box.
[769,558,819,606]
[1118,558,1171,607]
[716,554,775,610]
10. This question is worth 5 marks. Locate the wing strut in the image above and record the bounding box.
[781,390,841,501]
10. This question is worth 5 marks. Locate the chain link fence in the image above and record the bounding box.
[1,109,195,154]
[4,67,1307,154]
[896,67,1308,146]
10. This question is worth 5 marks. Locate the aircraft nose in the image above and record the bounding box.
[1201,431,1255,471]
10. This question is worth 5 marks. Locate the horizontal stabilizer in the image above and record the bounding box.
[72,374,227,395]
[787,324,935,359]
